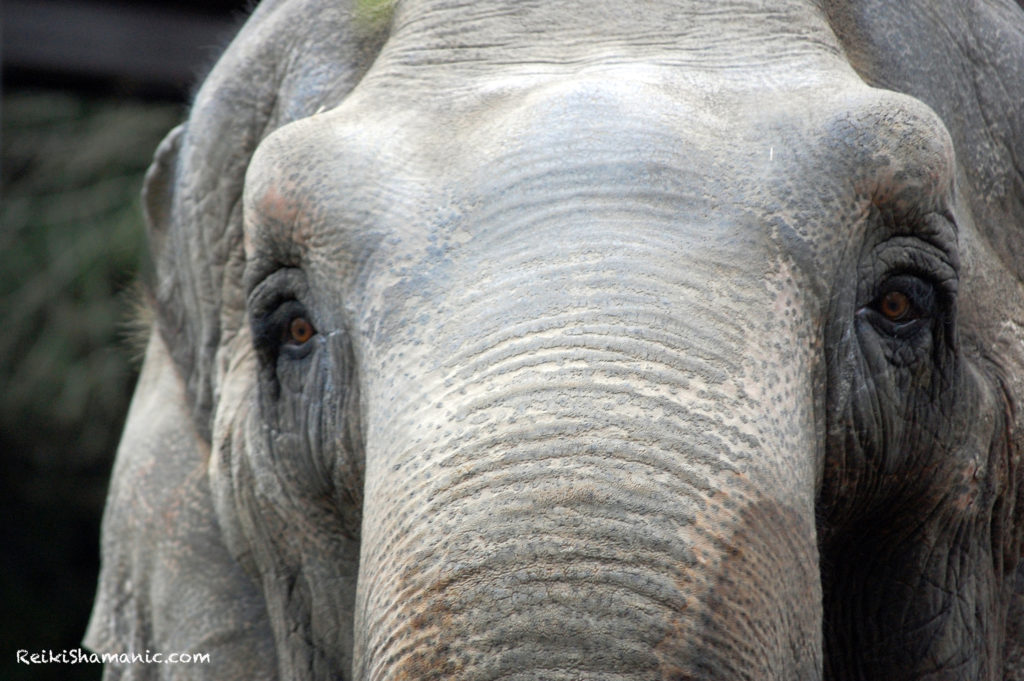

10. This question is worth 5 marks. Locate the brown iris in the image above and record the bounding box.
[288,316,315,344]
[879,291,912,322]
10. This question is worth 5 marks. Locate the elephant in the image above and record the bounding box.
[85,0,1024,678]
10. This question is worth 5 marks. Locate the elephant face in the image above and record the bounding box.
[87,1,1024,680]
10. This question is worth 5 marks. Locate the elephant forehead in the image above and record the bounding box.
[242,75,763,295]
[245,67,811,229]
[242,43,955,302]
[370,0,846,83]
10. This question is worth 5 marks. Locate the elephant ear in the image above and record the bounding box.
[86,0,390,676]
[146,0,392,443]
[84,331,278,680]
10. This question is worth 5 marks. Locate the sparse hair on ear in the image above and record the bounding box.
[120,279,157,367]
[188,6,257,105]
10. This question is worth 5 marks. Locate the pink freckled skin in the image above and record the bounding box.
[246,179,308,258]
[259,184,299,225]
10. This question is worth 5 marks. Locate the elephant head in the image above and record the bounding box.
[86,0,1024,679]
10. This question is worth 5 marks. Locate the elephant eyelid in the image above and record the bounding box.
[878,275,934,310]
[247,269,316,349]
[248,276,319,368]
[860,273,941,336]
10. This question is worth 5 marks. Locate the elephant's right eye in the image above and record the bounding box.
[253,298,317,362]
[878,290,912,322]
[247,268,318,367]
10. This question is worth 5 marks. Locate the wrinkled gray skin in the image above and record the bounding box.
[86,1,1024,679]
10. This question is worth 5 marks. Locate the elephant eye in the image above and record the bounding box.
[879,291,912,322]
[286,316,316,345]
[247,269,319,367]
[868,275,936,330]
[250,296,317,363]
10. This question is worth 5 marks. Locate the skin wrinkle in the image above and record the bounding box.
[352,208,823,675]
[956,6,1023,194]
[823,372,1007,675]
[382,0,843,73]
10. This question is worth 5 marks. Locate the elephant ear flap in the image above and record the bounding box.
[138,112,223,445]
[141,123,185,263]
[82,126,186,661]
[84,330,277,679]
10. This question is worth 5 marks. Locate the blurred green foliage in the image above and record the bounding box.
[1,89,183,681]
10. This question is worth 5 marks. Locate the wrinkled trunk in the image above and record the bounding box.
[352,225,824,680]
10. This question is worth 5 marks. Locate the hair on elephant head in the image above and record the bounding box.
[86,1,1024,679]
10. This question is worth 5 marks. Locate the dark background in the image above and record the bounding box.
[2,2,248,678]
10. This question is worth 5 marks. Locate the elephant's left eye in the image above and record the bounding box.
[866,275,936,332]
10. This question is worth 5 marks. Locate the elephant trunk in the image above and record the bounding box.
[354,231,823,679]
